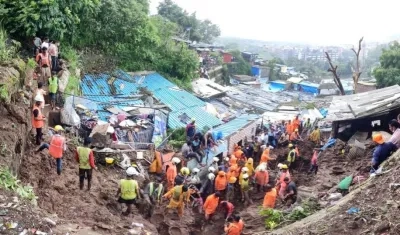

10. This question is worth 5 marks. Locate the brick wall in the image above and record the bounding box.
[227,120,258,153]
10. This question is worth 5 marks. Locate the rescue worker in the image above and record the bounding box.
[187,167,201,189]
[276,164,291,200]
[215,171,228,195]
[283,177,297,206]
[254,164,269,192]
[289,129,301,143]
[75,137,96,190]
[238,167,248,185]
[233,215,245,234]
[36,46,52,84]
[149,151,163,175]
[48,125,66,175]
[219,157,230,172]
[175,167,190,186]
[210,157,219,172]
[229,155,237,166]
[303,118,312,135]
[286,120,294,136]
[32,95,46,145]
[286,144,297,174]
[263,184,277,209]
[226,177,236,202]
[220,200,235,220]
[166,157,181,190]
[233,144,243,159]
[208,166,217,175]
[245,158,255,178]
[163,185,190,218]
[142,180,164,218]
[224,217,240,235]
[241,173,253,206]
[371,133,398,173]
[226,164,239,181]
[308,149,320,175]
[292,115,301,132]
[309,126,321,145]
[253,137,261,163]
[203,192,221,221]
[116,167,140,215]
[200,173,215,201]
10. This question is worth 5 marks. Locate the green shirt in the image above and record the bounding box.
[48,76,58,94]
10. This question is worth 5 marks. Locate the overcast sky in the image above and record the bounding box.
[150,0,398,45]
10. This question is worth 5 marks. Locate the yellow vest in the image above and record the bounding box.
[77,147,91,169]
[172,186,182,201]
[287,149,296,163]
[120,179,138,200]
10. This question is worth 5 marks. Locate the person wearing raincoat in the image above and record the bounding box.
[245,158,255,178]
[163,185,190,218]
[166,157,181,190]
[275,164,291,200]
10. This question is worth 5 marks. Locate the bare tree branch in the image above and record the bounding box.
[325,52,346,95]
[351,37,363,93]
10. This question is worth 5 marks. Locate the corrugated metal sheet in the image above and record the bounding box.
[83,71,223,129]
[326,85,400,122]
[213,114,259,139]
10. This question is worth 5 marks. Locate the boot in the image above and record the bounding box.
[79,182,84,190]
[87,181,91,191]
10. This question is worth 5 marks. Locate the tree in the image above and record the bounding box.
[227,50,251,75]
[351,37,363,92]
[373,41,400,88]
[157,0,220,43]
[325,52,345,95]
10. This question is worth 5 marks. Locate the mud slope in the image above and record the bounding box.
[20,145,158,235]
[271,149,400,235]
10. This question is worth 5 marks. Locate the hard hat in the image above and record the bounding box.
[208,173,215,180]
[372,133,384,144]
[230,165,238,171]
[241,167,248,172]
[54,125,64,131]
[180,167,190,176]
[213,157,219,162]
[281,164,288,169]
[191,118,196,122]
[172,157,181,164]
[288,143,294,148]
[295,129,299,132]
[224,157,229,162]
[126,167,137,176]
[242,173,249,179]
[277,163,283,169]
[192,167,200,173]
[229,177,237,184]
[208,166,216,172]
[34,95,44,102]
[218,171,225,176]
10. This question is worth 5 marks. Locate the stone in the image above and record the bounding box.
[43,217,57,227]
[375,221,390,233]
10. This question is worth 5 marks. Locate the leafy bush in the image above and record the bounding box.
[0,168,37,203]
[0,28,20,63]
[167,127,186,149]
[62,46,81,72]
[26,58,37,69]
[64,75,81,96]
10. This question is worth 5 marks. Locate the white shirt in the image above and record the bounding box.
[41,42,49,49]
[389,128,400,148]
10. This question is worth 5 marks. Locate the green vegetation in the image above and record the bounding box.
[0,27,20,63]
[373,41,400,88]
[65,75,81,96]
[227,50,251,75]
[0,0,214,89]
[26,58,37,69]
[0,168,37,204]
[260,198,320,230]
[167,127,186,149]
[157,0,220,43]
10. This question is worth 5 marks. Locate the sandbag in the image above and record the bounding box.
[337,175,353,190]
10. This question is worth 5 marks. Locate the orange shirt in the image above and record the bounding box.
[234,149,244,159]
[215,175,228,191]
[292,118,300,130]
[263,188,277,208]
[260,154,273,164]
[289,132,299,141]
[224,223,240,235]
[235,220,244,233]
[203,194,219,215]
[166,164,177,183]
[255,171,269,186]
[286,123,294,135]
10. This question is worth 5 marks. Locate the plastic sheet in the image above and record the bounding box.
[61,96,80,127]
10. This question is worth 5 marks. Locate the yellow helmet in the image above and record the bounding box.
[180,167,190,176]
[229,177,237,184]
[288,143,293,148]
[54,125,64,131]
[281,164,288,169]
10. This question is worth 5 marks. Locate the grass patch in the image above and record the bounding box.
[0,27,20,64]
[62,46,81,72]
[0,168,37,204]
[64,75,81,96]
[169,77,193,91]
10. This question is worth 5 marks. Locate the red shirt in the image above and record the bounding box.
[311,151,318,165]
[221,201,234,214]
[75,149,96,168]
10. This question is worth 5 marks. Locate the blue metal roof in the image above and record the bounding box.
[82,71,223,129]
[213,114,259,139]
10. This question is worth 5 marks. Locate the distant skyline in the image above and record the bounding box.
[150,0,399,45]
